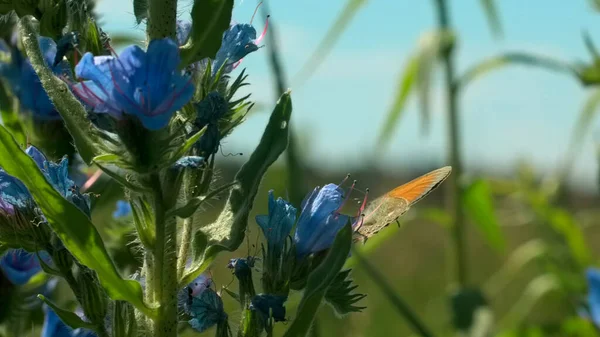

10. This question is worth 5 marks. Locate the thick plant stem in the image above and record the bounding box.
[147,0,177,40]
[151,174,178,337]
[433,0,467,287]
[177,217,193,279]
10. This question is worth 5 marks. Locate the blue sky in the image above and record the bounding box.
[96,0,600,191]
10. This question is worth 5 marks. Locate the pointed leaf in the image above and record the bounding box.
[283,223,352,337]
[19,17,102,165]
[0,126,153,318]
[180,0,233,66]
[324,269,366,315]
[180,90,292,287]
[133,0,148,24]
[462,179,505,253]
[38,295,96,330]
[293,0,368,85]
[377,54,419,147]
[457,52,576,91]
[478,0,503,38]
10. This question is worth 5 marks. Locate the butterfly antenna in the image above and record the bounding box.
[352,188,369,231]
[250,2,263,25]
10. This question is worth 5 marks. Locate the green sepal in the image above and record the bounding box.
[223,287,241,304]
[324,269,366,316]
[282,223,353,337]
[39,0,66,39]
[37,295,96,330]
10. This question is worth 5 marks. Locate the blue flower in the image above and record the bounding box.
[175,19,266,75]
[0,37,71,120]
[41,305,97,337]
[71,38,194,130]
[173,156,205,169]
[227,257,257,278]
[213,21,267,74]
[186,287,227,333]
[293,184,351,257]
[0,168,31,213]
[25,146,91,216]
[112,200,132,219]
[0,249,50,285]
[256,190,296,254]
[250,294,287,322]
[587,268,600,326]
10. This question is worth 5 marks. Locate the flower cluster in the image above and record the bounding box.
[224,178,367,332]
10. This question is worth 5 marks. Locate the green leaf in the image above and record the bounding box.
[39,0,66,39]
[557,89,600,181]
[94,163,150,193]
[180,0,233,66]
[37,295,96,330]
[133,0,147,24]
[351,247,436,337]
[12,0,39,17]
[283,223,353,337]
[450,288,488,331]
[457,52,576,91]
[324,269,366,315]
[180,90,292,288]
[168,181,237,218]
[0,83,26,147]
[293,0,368,85]
[478,0,503,38]
[377,55,419,147]
[223,288,241,303]
[462,179,505,253]
[0,126,153,318]
[414,30,453,135]
[19,16,103,165]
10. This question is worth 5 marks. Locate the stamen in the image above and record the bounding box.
[336,179,356,212]
[250,2,263,25]
[109,63,146,116]
[152,76,194,117]
[255,15,269,45]
[338,173,351,187]
[231,59,243,70]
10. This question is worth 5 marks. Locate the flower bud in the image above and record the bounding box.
[77,267,108,324]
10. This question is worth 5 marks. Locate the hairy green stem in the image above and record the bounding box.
[147,0,178,40]
[151,174,178,337]
[433,0,467,287]
[177,217,193,280]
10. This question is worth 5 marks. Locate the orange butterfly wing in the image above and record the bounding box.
[354,166,452,242]
[386,166,452,205]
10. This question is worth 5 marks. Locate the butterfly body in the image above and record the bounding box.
[354,166,451,243]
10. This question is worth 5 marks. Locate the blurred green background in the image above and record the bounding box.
[9,0,600,336]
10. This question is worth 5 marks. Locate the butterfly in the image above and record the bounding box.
[353,166,452,243]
